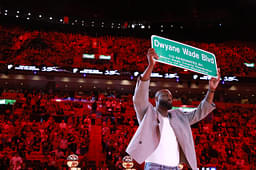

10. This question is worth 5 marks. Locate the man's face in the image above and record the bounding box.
[155,89,173,110]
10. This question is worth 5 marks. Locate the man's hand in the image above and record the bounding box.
[140,48,159,81]
[209,68,221,91]
[147,48,159,66]
[205,68,220,104]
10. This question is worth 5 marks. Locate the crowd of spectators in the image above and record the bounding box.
[0,25,255,77]
[0,88,255,169]
[192,105,256,169]
[0,89,92,169]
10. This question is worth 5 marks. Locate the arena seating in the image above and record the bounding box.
[0,89,255,169]
[0,25,255,77]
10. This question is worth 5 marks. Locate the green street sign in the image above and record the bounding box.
[151,35,218,78]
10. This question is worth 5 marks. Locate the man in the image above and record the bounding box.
[126,48,220,170]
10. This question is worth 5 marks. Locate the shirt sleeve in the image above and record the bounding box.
[133,76,151,124]
[182,99,216,125]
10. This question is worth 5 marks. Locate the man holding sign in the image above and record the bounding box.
[126,47,220,170]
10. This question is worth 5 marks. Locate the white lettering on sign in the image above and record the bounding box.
[154,39,215,65]
[151,35,218,78]
[182,48,200,59]
[154,39,180,53]
[201,54,214,64]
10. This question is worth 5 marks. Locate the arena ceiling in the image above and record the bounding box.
[1,0,256,40]
[1,0,256,22]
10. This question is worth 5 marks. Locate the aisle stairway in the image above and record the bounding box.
[86,124,105,168]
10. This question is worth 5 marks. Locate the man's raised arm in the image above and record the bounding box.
[184,69,221,125]
[133,48,159,123]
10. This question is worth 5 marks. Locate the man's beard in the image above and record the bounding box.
[159,100,173,110]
